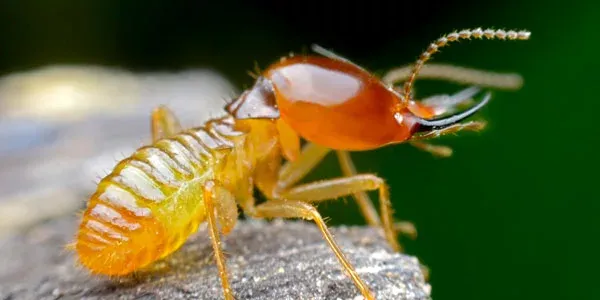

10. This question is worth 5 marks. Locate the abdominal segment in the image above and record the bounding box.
[75,117,243,275]
[75,145,204,275]
[75,196,168,275]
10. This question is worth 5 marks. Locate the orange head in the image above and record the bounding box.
[226,55,489,151]
[226,28,530,151]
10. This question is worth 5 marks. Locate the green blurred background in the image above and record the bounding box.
[0,1,595,299]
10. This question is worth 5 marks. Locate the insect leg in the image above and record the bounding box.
[335,151,380,226]
[210,181,239,235]
[276,119,301,162]
[276,142,331,191]
[409,141,453,158]
[254,146,283,200]
[203,180,234,300]
[277,174,401,252]
[276,172,430,281]
[151,105,183,142]
[382,63,524,90]
[411,121,487,141]
[252,200,376,300]
[257,144,413,246]
[336,151,418,240]
[234,175,257,216]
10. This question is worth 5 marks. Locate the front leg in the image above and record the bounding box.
[277,174,401,252]
[410,141,453,158]
[252,143,416,251]
[274,143,396,237]
[276,142,331,191]
[335,151,380,226]
[336,151,418,239]
[255,142,412,251]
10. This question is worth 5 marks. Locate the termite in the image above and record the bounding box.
[73,28,530,300]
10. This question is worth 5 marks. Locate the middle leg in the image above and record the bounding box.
[260,142,417,250]
[251,200,376,300]
[336,151,418,240]
[276,144,388,232]
[335,151,380,226]
[265,143,414,250]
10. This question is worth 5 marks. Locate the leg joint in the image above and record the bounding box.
[360,174,385,189]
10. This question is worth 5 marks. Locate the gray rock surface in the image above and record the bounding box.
[0,218,431,300]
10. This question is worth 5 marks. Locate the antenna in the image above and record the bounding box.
[402,28,531,103]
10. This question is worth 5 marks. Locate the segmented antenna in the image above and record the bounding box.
[402,28,531,103]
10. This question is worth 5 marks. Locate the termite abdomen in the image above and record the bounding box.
[75,183,168,275]
[75,147,190,275]
[75,121,242,275]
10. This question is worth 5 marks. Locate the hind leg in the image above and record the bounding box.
[151,105,182,142]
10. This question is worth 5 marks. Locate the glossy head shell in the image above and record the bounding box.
[264,56,411,151]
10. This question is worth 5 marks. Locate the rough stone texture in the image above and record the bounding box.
[0,218,431,300]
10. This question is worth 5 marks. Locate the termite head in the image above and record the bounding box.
[226,56,490,151]
[227,27,532,151]
[227,28,530,151]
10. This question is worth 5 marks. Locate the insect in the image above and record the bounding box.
[73,28,530,300]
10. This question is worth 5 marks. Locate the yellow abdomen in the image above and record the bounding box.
[76,196,169,275]
[75,135,214,275]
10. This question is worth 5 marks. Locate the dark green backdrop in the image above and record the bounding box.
[0,1,595,299]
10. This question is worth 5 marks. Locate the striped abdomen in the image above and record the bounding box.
[75,116,243,275]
